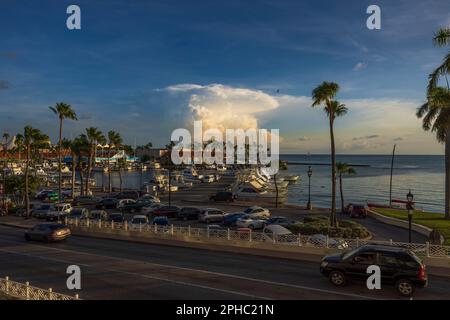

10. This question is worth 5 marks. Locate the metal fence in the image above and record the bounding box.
[0,277,80,300]
[65,218,450,258]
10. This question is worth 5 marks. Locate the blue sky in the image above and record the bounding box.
[0,0,449,154]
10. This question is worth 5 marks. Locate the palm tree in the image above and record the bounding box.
[72,135,89,195]
[336,162,356,213]
[117,158,127,192]
[49,103,77,201]
[18,126,49,218]
[312,82,347,227]
[85,128,105,195]
[417,27,450,219]
[2,133,10,213]
[107,131,123,193]
[417,87,450,219]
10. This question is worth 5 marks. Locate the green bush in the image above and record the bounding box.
[287,218,370,239]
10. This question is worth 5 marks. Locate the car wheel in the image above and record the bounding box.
[329,271,346,287]
[396,279,415,297]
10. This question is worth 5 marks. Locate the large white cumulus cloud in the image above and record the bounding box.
[164,84,279,130]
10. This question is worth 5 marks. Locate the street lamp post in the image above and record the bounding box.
[307,166,313,211]
[406,190,414,243]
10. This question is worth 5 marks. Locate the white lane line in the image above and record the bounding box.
[0,237,379,300]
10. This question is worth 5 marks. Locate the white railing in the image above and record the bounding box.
[64,218,450,258]
[0,277,80,300]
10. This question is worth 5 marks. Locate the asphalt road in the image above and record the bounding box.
[0,225,449,300]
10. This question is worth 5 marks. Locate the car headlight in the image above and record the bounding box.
[320,261,329,268]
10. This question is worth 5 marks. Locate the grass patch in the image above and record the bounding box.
[373,208,450,245]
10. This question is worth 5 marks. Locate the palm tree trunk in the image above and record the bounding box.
[339,174,344,213]
[58,117,63,202]
[329,116,337,227]
[71,153,76,198]
[445,130,450,219]
[25,144,30,218]
[108,148,112,193]
[119,168,123,192]
[274,174,278,208]
[79,159,84,196]
[86,146,92,195]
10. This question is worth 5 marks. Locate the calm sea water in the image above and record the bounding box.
[279,155,445,213]
[93,155,445,213]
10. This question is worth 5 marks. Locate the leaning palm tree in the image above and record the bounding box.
[417,87,450,219]
[49,103,77,201]
[18,126,49,218]
[85,127,105,195]
[336,162,356,213]
[107,131,123,193]
[312,82,347,227]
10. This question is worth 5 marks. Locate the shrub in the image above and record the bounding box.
[303,215,330,224]
[288,218,370,239]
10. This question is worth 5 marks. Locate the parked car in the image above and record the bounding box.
[236,215,267,229]
[35,190,56,201]
[115,191,140,200]
[117,199,136,210]
[153,205,180,218]
[262,225,297,243]
[32,204,55,219]
[222,213,245,227]
[209,191,236,202]
[152,216,170,226]
[95,198,119,209]
[121,198,156,213]
[178,207,202,221]
[129,215,149,229]
[46,203,72,221]
[108,213,125,223]
[308,234,349,250]
[89,210,108,220]
[320,245,427,297]
[67,207,89,220]
[142,203,164,216]
[349,204,368,218]
[72,195,100,206]
[201,175,215,183]
[198,208,226,223]
[139,194,161,203]
[241,206,271,218]
[25,223,71,242]
[265,216,294,228]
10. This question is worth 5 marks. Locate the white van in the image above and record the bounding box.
[262,225,297,243]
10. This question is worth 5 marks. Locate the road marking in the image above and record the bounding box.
[0,236,379,300]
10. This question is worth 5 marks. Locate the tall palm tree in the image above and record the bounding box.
[117,158,127,192]
[2,133,10,213]
[49,103,77,202]
[62,138,76,198]
[336,162,356,213]
[85,127,105,195]
[72,134,89,195]
[417,87,450,219]
[107,131,123,193]
[312,82,347,227]
[18,126,49,218]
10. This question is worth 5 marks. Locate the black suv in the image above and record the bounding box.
[320,245,427,297]
[210,191,236,202]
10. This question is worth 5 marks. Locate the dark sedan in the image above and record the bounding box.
[153,205,180,218]
[95,198,119,209]
[25,223,71,242]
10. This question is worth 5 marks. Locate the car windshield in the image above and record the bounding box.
[47,224,65,230]
[132,218,147,224]
[38,205,52,210]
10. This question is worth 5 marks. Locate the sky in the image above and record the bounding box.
[0,0,449,154]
